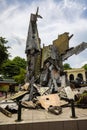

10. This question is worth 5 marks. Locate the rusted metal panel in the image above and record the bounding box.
[0,106,12,117]
[53,32,73,55]
[25,8,42,80]
[25,8,42,53]
[8,91,28,100]
[62,42,87,61]
[41,45,60,68]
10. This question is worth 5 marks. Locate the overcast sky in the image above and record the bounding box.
[0,0,87,68]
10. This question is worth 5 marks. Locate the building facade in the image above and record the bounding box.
[65,68,87,81]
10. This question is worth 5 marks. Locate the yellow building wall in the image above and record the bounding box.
[65,68,86,81]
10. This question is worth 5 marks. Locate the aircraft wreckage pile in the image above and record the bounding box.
[0,8,87,118]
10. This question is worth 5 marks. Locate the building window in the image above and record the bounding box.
[85,71,87,81]
[69,74,74,81]
[77,73,83,80]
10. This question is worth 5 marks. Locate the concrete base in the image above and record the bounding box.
[0,119,87,130]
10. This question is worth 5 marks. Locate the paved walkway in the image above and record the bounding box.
[0,107,87,130]
[0,107,87,124]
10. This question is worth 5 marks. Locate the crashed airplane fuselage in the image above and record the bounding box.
[25,8,87,93]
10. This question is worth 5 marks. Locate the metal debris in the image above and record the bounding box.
[25,8,87,100]
[0,8,87,117]
[21,101,36,109]
[0,106,12,117]
[48,106,62,115]
[37,94,61,110]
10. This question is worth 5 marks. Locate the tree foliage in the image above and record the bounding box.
[1,56,26,79]
[82,64,87,70]
[13,56,26,69]
[0,37,26,84]
[2,59,20,78]
[63,63,72,70]
[0,37,9,67]
[14,68,26,84]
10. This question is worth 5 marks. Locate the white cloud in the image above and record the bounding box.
[0,0,87,68]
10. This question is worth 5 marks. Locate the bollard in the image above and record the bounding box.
[16,100,22,122]
[70,99,77,118]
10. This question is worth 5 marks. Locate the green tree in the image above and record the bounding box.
[13,56,26,69]
[63,63,72,70]
[0,37,9,67]
[14,68,26,84]
[1,57,26,79]
[82,64,87,70]
[2,59,19,78]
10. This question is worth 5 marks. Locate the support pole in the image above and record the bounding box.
[70,99,77,118]
[16,100,22,122]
